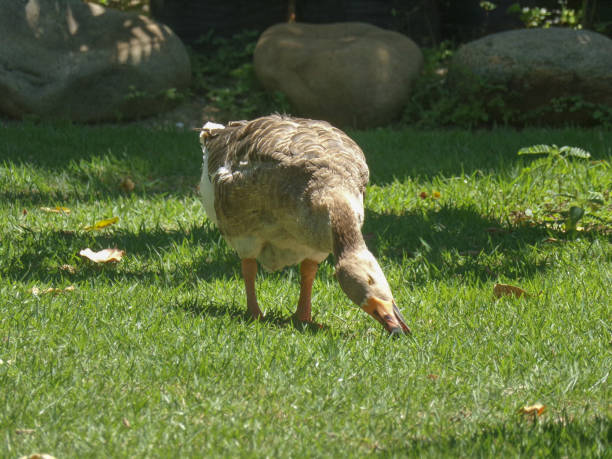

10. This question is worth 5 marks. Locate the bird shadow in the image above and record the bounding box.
[177,296,328,335]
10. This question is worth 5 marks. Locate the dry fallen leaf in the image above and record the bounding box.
[79,248,125,263]
[510,210,531,224]
[15,429,36,435]
[419,191,428,199]
[31,286,75,295]
[543,237,561,243]
[84,216,119,231]
[427,374,439,380]
[40,206,70,214]
[122,418,131,428]
[519,403,546,416]
[120,177,135,193]
[59,264,76,274]
[494,283,530,299]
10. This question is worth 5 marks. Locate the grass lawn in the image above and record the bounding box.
[1,122,610,457]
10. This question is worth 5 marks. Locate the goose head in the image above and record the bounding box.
[335,249,411,335]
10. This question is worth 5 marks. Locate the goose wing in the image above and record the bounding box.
[205,115,368,188]
[201,115,369,244]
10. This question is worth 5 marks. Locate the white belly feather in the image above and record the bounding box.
[199,145,219,225]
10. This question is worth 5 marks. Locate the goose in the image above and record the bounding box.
[198,114,410,335]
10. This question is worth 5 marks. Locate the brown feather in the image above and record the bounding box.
[201,114,369,271]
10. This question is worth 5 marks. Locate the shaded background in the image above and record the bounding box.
[148,0,612,46]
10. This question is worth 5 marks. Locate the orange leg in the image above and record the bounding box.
[241,258,263,320]
[293,259,318,323]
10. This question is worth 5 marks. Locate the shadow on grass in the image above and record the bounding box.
[364,204,607,284]
[352,127,611,185]
[1,123,200,171]
[0,179,197,205]
[386,416,610,456]
[4,222,238,284]
[4,124,610,200]
[2,123,202,200]
[177,296,328,335]
[7,203,601,288]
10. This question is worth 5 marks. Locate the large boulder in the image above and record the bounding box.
[0,0,191,122]
[448,28,612,125]
[254,22,423,128]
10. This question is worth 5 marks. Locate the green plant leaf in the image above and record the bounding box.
[518,144,558,156]
[480,1,497,12]
[559,146,591,159]
[588,191,604,203]
[506,2,521,14]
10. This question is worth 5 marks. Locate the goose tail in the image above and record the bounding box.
[195,121,226,143]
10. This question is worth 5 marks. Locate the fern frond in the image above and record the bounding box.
[559,146,591,159]
[518,144,558,155]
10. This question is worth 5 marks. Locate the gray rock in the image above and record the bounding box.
[254,22,423,128]
[449,28,612,124]
[0,0,191,122]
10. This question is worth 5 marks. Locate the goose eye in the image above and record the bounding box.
[367,274,375,285]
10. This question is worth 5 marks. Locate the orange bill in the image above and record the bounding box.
[362,297,411,335]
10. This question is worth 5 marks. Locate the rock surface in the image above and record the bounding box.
[254,22,423,128]
[0,0,191,122]
[449,28,612,124]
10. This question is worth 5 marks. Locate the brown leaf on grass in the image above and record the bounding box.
[449,409,472,422]
[122,418,131,428]
[31,286,75,295]
[427,374,439,380]
[419,191,441,199]
[494,283,530,299]
[79,248,125,263]
[84,216,119,231]
[519,403,546,416]
[59,264,76,274]
[23,208,28,216]
[543,237,561,243]
[120,177,135,193]
[40,206,70,214]
[510,210,537,225]
[15,429,36,435]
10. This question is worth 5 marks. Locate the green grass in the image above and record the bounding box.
[1,122,610,457]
